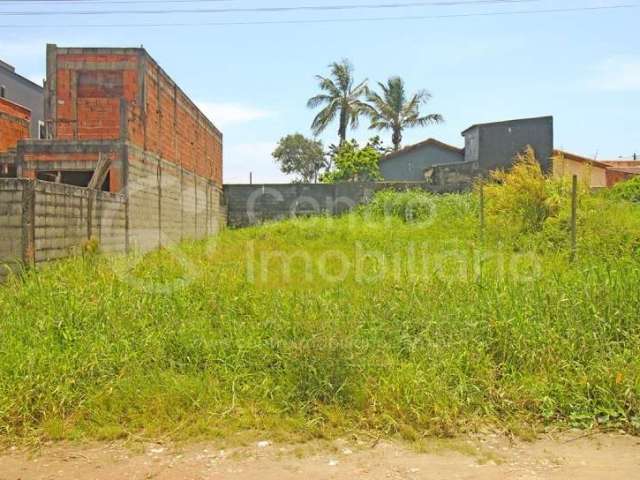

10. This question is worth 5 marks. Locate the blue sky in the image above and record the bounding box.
[1,0,638,182]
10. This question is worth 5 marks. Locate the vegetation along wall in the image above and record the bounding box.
[0,173,225,280]
[225,181,469,228]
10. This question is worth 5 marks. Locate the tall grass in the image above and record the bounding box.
[1,168,639,443]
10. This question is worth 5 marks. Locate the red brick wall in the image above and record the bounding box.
[47,46,223,186]
[129,57,222,185]
[607,169,639,187]
[0,97,31,153]
[51,51,139,141]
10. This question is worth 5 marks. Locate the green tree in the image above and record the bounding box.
[307,59,370,145]
[367,76,444,151]
[272,134,326,183]
[321,139,383,183]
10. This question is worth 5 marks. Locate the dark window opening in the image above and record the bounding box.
[0,85,5,98]
[0,164,16,178]
[77,71,123,98]
[38,121,47,140]
[36,170,111,191]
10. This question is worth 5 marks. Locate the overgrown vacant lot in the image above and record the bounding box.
[1,161,640,443]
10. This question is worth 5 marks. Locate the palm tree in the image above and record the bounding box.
[367,77,444,151]
[307,59,370,145]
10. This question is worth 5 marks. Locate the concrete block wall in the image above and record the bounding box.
[32,181,126,263]
[0,178,127,278]
[225,182,468,228]
[127,144,225,252]
[0,154,224,280]
[0,179,25,281]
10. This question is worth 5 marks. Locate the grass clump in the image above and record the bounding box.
[1,158,640,443]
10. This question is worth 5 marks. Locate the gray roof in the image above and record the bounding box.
[0,58,44,92]
[380,138,463,163]
[461,115,553,135]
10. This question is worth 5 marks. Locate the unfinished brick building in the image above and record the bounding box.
[0,97,31,176]
[1,44,224,266]
[13,44,222,189]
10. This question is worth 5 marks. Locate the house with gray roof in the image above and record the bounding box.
[379,116,554,183]
[379,138,464,182]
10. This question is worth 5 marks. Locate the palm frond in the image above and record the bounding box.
[410,113,445,128]
[307,94,333,109]
[365,76,444,148]
[310,102,339,136]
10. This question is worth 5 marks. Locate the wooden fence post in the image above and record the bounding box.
[478,180,485,284]
[571,175,578,262]
[479,180,485,244]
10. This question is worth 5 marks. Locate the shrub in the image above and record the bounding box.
[610,175,640,203]
[321,139,382,183]
[483,147,552,233]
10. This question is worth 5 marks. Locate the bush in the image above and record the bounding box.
[610,176,640,203]
[482,146,560,234]
[321,140,382,183]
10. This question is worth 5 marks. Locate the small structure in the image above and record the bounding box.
[601,160,640,187]
[461,116,554,173]
[0,59,45,139]
[552,150,609,188]
[379,116,554,184]
[552,151,640,188]
[379,138,463,182]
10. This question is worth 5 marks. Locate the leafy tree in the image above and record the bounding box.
[272,134,326,183]
[307,59,370,145]
[367,76,444,151]
[321,139,383,183]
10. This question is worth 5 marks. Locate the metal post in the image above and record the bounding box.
[571,175,578,262]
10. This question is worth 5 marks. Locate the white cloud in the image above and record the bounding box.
[224,141,290,184]
[589,55,640,92]
[197,102,274,127]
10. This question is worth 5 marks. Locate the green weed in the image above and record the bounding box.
[1,175,639,443]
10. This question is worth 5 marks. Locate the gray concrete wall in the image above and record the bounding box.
[0,151,225,279]
[380,143,464,182]
[0,63,45,139]
[126,144,225,252]
[32,182,127,263]
[464,116,554,173]
[225,181,469,228]
[0,179,25,281]
[0,178,127,278]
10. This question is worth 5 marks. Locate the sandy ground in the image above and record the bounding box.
[0,433,638,480]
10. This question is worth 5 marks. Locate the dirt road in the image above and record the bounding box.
[1,433,638,480]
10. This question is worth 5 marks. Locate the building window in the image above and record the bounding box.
[38,121,47,139]
[0,85,5,98]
